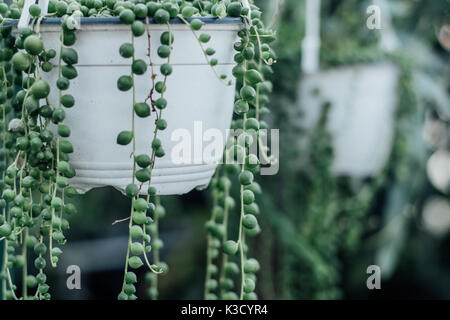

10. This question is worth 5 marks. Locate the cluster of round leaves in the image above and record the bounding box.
[115,4,175,159]
[115,3,178,300]
[221,164,261,300]
[117,187,157,300]
[8,0,247,20]
[117,184,168,300]
[229,3,276,301]
[8,0,245,85]
[0,0,255,301]
[204,174,233,300]
[0,8,81,299]
[204,2,276,301]
[210,256,260,300]
[204,165,262,300]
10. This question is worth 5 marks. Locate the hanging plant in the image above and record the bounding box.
[0,0,276,300]
[204,2,276,300]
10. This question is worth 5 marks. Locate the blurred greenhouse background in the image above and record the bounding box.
[5,0,450,299]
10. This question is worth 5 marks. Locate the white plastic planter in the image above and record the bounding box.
[20,18,241,195]
[299,63,399,178]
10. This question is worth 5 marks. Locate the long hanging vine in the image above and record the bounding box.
[204,1,276,300]
[0,3,80,300]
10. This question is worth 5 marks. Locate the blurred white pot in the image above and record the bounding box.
[299,63,399,178]
[34,19,239,195]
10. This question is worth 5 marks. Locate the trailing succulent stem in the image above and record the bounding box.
[0,8,80,300]
[204,1,276,300]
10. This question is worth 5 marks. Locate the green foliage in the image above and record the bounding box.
[0,0,277,301]
[251,0,448,299]
[204,1,276,301]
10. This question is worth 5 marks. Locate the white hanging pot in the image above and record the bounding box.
[299,63,399,178]
[13,17,240,195]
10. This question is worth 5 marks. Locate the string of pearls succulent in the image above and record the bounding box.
[0,0,276,300]
[0,4,80,300]
[204,1,276,300]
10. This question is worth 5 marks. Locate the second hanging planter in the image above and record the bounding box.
[299,62,399,178]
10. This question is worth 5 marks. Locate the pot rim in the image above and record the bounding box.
[2,16,243,27]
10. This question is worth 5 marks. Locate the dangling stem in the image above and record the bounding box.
[141,229,161,274]
[121,32,137,295]
[49,28,65,268]
[204,173,219,299]
[1,223,7,300]
[6,268,18,300]
[237,59,249,300]
[21,228,28,299]
[219,173,230,299]
[150,195,161,298]
[238,143,247,300]
[121,202,134,293]
[1,63,8,300]
[178,15,231,86]
[131,33,137,185]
